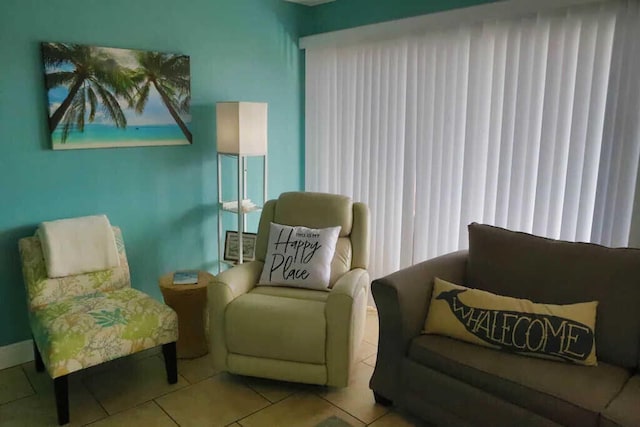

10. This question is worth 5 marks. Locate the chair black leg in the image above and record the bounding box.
[33,340,44,373]
[162,342,177,384]
[54,375,69,425]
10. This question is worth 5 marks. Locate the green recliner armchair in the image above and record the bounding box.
[208,191,370,387]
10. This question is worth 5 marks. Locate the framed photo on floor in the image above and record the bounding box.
[224,231,257,262]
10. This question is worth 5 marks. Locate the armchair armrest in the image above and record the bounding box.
[208,260,263,370]
[329,268,369,299]
[369,250,468,403]
[212,260,263,298]
[326,268,370,387]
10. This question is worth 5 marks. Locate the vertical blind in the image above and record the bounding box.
[306,1,640,280]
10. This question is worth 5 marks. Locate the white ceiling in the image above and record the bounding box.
[284,0,336,6]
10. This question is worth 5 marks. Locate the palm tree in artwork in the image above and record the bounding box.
[42,43,134,142]
[131,51,192,142]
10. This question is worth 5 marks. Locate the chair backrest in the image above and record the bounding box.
[19,226,131,310]
[255,192,369,286]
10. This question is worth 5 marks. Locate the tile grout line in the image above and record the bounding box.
[80,356,190,422]
[77,352,165,424]
[18,362,38,397]
[153,399,181,426]
[82,400,168,426]
[80,371,111,426]
[176,360,219,386]
[314,392,373,426]
[245,385,287,404]
[151,369,227,426]
[154,371,278,426]
[82,354,219,426]
[0,392,37,408]
[312,365,389,427]
[239,377,299,405]
[363,408,392,426]
[233,388,307,426]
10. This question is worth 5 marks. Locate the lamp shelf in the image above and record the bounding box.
[221,260,239,267]
[220,206,263,214]
[219,200,263,214]
[216,153,266,273]
[216,102,268,272]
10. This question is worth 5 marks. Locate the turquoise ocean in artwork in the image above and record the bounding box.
[52,123,188,145]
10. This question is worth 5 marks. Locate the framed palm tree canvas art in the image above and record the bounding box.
[41,42,192,150]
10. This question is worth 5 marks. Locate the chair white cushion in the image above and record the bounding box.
[38,215,120,278]
[226,291,326,364]
[259,223,340,290]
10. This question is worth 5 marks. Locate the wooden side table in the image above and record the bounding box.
[159,271,214,359]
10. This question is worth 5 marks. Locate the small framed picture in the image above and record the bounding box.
[224,231,257,262]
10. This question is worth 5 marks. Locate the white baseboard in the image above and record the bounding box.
[0,340,34,371]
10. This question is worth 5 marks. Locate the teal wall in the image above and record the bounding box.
[304,0,500,35]
[10,0,634,350]
[0,0,307,346]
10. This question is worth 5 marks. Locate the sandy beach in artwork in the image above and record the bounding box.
[42,42,192,150]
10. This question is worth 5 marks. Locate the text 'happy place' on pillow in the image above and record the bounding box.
[258,223,341,291]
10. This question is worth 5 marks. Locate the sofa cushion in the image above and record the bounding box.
[467,223,640,369]
[402,359,563,427]
[424,278,598,365]
[408,334,630,427]
[600,376,640,427]
[225,291,326,364]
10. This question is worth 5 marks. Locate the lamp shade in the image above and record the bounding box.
[216,102,268,155]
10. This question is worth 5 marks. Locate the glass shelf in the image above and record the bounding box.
[217,153,267,272]
[219,203,263,214]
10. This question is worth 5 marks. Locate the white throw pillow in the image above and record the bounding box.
[259,223,341,290]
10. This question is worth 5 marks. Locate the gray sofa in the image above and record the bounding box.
[369,223,640,427]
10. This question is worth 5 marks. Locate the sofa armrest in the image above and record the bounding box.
[369,250,468,403]
[326,268,370,387]
[207,260,263,370]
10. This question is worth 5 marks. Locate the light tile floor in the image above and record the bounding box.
[0,311,425,426]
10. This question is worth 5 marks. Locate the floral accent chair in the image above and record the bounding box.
[19,226,178,425]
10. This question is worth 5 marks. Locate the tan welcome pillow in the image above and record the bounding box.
[424,278,598,366]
